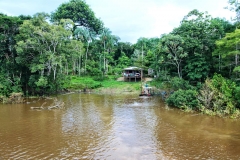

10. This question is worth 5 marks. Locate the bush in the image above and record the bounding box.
[0,74,22,96]
[0,92,24,104]
[170,77,195,90]
[112,67,122,75]
[234,86,240,108]
[198,74,238,115]
[166,89,199,110]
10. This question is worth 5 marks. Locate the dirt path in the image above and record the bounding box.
[144,77,153,82]
[116,77,124,81]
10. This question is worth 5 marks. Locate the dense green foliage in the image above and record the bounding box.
[166,89,199,110]
[51,0,103,33]
[1,0,240,117]
[198,74,239,114]
[0,13,25,96]
[0,1,134,97]
[165,74,240,117]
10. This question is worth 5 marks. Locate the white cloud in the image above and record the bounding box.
[88,0,235,43]
[0,0,236,43]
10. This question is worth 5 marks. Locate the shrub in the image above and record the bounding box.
[166,89,199,110]
[198,74,238,115]
[0,92,24,104]
[234,86,240,108]
[0,74,22,96]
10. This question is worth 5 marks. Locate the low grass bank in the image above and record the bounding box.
[65,75,142,95]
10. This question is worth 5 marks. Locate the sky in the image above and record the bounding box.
[0,0,236,43]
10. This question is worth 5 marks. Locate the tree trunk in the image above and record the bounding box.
[66,62,68,75]
[142,45,144,66]
[219,54,221,71]
[72,59,75,75]
[104,53,106,74]
[106,59,108,73]
[177,63,182,79]
[79,56,81,76]
[53,67,56,80]
[85,42,89,74]
[235,54,238,66]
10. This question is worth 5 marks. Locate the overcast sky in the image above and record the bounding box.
[0,0,235,43]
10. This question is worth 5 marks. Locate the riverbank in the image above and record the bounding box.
[67,75,153,95]
[3,75,239,119]
[0,76,146,103]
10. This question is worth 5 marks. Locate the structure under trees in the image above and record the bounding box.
[1,0,240,117]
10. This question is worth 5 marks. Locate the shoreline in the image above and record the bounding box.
[67,87,141,96]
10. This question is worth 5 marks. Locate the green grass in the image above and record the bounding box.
[67,76,101,89]
[66,75,142,92]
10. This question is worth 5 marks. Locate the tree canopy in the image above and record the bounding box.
[51,0,103,33]
[0,0,239,105]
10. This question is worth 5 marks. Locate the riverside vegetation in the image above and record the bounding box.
[1,0,240,118]
[67,75,142,95]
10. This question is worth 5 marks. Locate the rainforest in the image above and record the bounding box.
[1,0,240,118]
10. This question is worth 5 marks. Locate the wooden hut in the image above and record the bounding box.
[123,66,143,82]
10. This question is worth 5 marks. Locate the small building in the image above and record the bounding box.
[123,66,143,82]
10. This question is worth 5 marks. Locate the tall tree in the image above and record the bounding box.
[51,0,103,33]
[226,0,240,24]
[135,37,148,67]
[172,10,225,81]
[99,27,120,74]
[74,27,96,74]
[215,29,240,78]
[63,40,85,76]
[160,34,187,79]
[211,18,235,74]
[0,13,24,95]
[115,42,134,60]
[16,13,73,93]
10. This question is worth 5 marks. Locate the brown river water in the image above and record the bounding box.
[0,93,240,160]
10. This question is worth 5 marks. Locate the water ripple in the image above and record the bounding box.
[0,94,240,159]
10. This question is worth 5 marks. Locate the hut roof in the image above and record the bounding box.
[123,66,142,71]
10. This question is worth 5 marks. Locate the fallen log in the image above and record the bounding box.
[48,102,65,110]
[30,98,65,110]
[31,102,47,110]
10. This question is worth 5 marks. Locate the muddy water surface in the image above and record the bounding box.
[0,93,240,159]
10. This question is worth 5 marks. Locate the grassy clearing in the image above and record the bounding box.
[67,76,102,90]
[66,75,142,94]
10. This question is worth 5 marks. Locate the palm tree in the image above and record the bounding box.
[99,27,112,74]
[74,27,96,74]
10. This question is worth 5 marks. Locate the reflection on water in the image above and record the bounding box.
[0,93,240,159]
